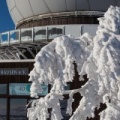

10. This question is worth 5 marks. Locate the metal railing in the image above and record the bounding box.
[0,26,65,46]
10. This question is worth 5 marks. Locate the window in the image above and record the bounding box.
[0,99,7,120]
[48,26,64,40]
[0,84,7,94]
[10,99,27,120]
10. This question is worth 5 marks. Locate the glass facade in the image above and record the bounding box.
[0,99,7,120]
[10,99,27,120]
[0,82,48,120]
[0,26,64,46]
[21,28,33,42]
[60,100,70,120]
[0,84,7,94]
[0,62,71,120]
[0,83,71,120]
[0,87,6,119]
[48,26,64,40]
[34,27,47,41]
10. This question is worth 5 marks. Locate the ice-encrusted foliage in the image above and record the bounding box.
[29,35,91,97]
[28,6,120,120]
[27,93,64,120]
[80,6,120,120]
[28,34,91,120]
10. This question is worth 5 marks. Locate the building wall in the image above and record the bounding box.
[0,61,106,120]
[17,16,99,29]
[0,61,34,120]
[0,62,33,83]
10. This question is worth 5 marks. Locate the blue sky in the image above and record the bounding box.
[0,0,14,33]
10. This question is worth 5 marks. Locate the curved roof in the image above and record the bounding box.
[6,0,120,25]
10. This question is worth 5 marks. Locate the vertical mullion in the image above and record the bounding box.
[7,82,10,120]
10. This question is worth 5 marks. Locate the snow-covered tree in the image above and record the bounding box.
[27,6,120,120]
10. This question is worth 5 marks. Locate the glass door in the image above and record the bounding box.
[10,99,27,120]
[0,98,7,120]
[0,84,7,120]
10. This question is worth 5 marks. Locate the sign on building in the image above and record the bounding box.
[0,68,28,75]
[9,83,48,96]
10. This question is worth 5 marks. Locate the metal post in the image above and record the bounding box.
[46,27,48,42]
[80,25,83,36]
[32,27,34,43]
[0,33,1,47]
[63,26,65,35]
[19,29,21,44]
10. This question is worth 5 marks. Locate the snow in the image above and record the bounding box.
[80,6,120,120]
[27,6,120,120]
[29,34,90,95]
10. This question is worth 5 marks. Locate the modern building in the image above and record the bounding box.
[0,0,120,120]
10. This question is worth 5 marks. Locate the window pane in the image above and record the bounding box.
[0,84,7,94]
[48,26,63,40]
[34,27,47,41]
[0,99,7,120]
[10,99,27,120]
[64,84,70,90]
[60,100,70,120]
[21,28,33,42]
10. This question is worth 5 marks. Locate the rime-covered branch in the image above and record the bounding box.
[28,6,120,120]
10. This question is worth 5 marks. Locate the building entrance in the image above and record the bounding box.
[10,98,27,120]
[0,61,34,120]
[0,96,30,120]
[0,98,7,120]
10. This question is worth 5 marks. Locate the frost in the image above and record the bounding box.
[27,6,120,120]
[80,6,120,120]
